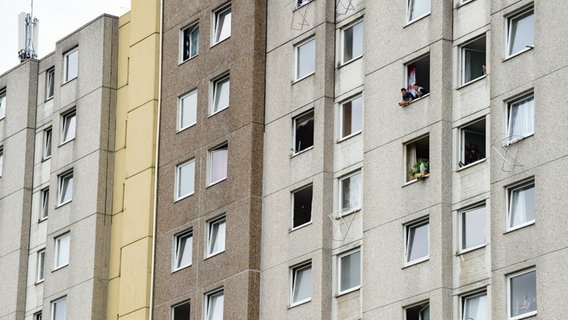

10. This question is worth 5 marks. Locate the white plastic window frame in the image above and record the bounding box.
[63,47,78,83]
[292,110,315,155]
[506,179,535,231]
[460,35,487,86]
[461,290,488,320]
[210,74,230,115]
[43,127,53,160]
[290,262,312,306]
[46,67,55,100]
[57,170,73,206]
[172,229,193,272]
[175,159,195,200]
[506,93,534,145]
[338,170,362,216]
[208,144,228,186]
[36,249,46,283]
[458,204,487,253]
[51,296,67,320]
[507,268,537,320]
[459,117,486,169]
[180,22,199,63]
[40,187,49,221]
[404,218,430,266]
[337,248,361,295]
[338,94,363,141]
[340,19,364,65]
[206,215,226,258]
[204,288,224,320]
[60,109,76,144]
[171,300,191,320]
[212,4,231,45]
[54,232,70,270]
[0,88,6,119]
[506,7,534,58]
[406,0,431,23]
[294,37,316,81]
[178,90,197,131]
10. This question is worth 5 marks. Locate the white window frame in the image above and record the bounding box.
[63,47,78,83]
[208,144,228,185]
[405,134,430,183]
[339,94,363,140]
[506,94,534,144]
[54,232,70,270]
[205,289,224,320]
[340,20,364,65]
[459,118,486,168]
[180,22,199,62]
[212,5,231,45]
[338,170,362,216]
[34,311,42,320]
[405,302,430,320]
[46,67,55,100]
[206,216,226,257]
[36,249,46,283]
[51,296,67,320]
[292,110,314,155]
[40,188,50,221]
[506,7,534,58]
[0,88,5,119]
[297,0,311,7]
[43,127,53,160]
[404,218,429,265]
[172,229,193,272]
[507,268,537,320]
[290,262,312,306]
[337,248,361,295]
[61,109,76,144]
[291,185,313,230]
[406,0,431,23]
[459,204,486,253]
[0,146,3,177]
[178,90,197,131]
[461,291,488,320]
[506,180,535,231]
[210,74,230,115]
[171,300,191,320]
[57,171,73,206]
[460,35,486,85]
[175,159,195,200]
[294,37,316,81]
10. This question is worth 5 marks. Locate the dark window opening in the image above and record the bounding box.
[406,135,429,182]
[406,55,430,98]
[460,118,486,167]
[172,301,190,320]
[462,35,486,84]
[406,302,430,320]
[293,185,313,228]
[294,111,314,153]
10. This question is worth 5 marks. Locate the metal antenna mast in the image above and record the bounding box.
[18,0,39,62]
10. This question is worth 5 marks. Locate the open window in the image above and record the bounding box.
[173,229,192,271]
[405,135,429,182]
[206,216,226,257]
[0,88,6,119]
[180,23,199,62]
[171,300,190,320]
[51,296,67,320]
[175,159,195,200]
[57,170,73,206]
[508,269,537,319]
[293,110,314,154]
[461,35,486,85]
[406,301,430,320]
[211,74,230,115]
[40,188,49,220]
[407,0,431,23]
[462,291,487,320]
[404,219,429,265]
[54,232,70,269]
[46,67,55,100]
[212,5,231,45]
[0,146,3,177]
[292,185,312,229]
[459,118,486,167]
[507,7,534,57]
[507,180,535,230]
[290,262,312,306]
[507,94,534,144]
[43,127,53,159]
[406,54,430,98]
[339,95,363,140]
[36,249,45,283]
[61,109,76,144]
[205,289,224,320]
[339,170,362,215]
[341,20,364,65]
[63,47,78,82]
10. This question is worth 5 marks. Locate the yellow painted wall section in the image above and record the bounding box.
[108,0,160,318]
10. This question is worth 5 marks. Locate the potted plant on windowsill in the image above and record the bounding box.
[409,158,429,180]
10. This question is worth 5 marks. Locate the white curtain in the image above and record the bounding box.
[510,188,526,227]
[508,97,534,138]
[293,266,312,302]
[407,144,417,180]
[464,294,487,320]
[408,0,431,21]
[207,292,224,320]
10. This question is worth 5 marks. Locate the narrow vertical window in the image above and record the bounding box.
[293,110,314,154]
[507,8,534,56]
[461,35,486,85]
[508,269,537,319]
[406,135,429,182]
[507,94,534,143]
[338,249,361,294]
[207,216,226,257]
[405,219,429,265]
[54,232,70,269]
[171,301,190,320]
[40,188,50,220]
[0,88,5,119]
[211,74,230,114]
[405,54,430,98]
[205,289,224,320]
[175,159,195,200]
[341,20,364,64]
[57,171,73,205]
[507,180,535,230]
[178,90,197,131]
[43,127,53,159]
[295,38,316,80]
[51,296,67,320]
[36,249,46,282]
[173,230,193,271]
[406,302,430,320]
[209,144,228,185]
[339,171,362,215]
[0,146,3,177]
[46,67,55,99]
[181,23,199,62]
[291,262,312,306]
[61,109,76,144]
[459,118,486,167]
[460,205,486,251]
[34,312,42,320]
[462,292,487,320]
[339,95,363,139]
[407,0,431,22]
[213,5,231,44]
[63,47,78,82]
[292,185,313,229]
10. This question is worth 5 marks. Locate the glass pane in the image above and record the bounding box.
[37,251,45,281]
[341,96,362,137]
[44,129,52,158]
[207,291,224,320]
[53,298,67,320]
[510,270,537,317]
[179,91,197,129]
[343,26,353,62]
[509,12,534,55]
[213,77,230,113]
[210,147,228,183]
[41,189,49,218]
[293,266,312,303]
[464,49,485,83]
[462,206,486,250]
[294,112,314,152]
[56,234,70,267]
[464,293,487,320]
[60,175,73,204]
[351,22,364,60]
[63,113,76,142]
[65,49,78,81]
[190,26,199,57]
[209,219,226,255]
[408,0,431,21]
[340,251,361,292]
[0,92,5,118]
[177,160,195,198]
[341,172,361,213]
[508,96,534,139]
[215,8,231,43]
[407,222,429,262]
[509,184,535,228]
[47,70,55,98]
[176,233,192,268]
[296,39,316,79]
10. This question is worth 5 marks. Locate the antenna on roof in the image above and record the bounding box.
[18,0,39,62]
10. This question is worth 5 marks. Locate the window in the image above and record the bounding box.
[406,302,430,320]
[206,216,226,257]
[61,109,76,143]
[339,171,362,215]
[213,5,231,44]
[63,47,78,82]
[508,269,537,319]
[405,219,429,265]
[407,0,431,22]
[297,0,311,7]
[176,159,195,200]
[34,312,42,320]
[406,55,430,98]
[459,118,486,167]
[292,185,312,229]
[211,74,230,114]
[46,67,55,99]
[43,127,53,159]
[36,249,46,282]
[341,20,364,64]
[209,144,228,185]
[178,90,197,131]
[507,180,535,230]
[171,300,190,320]
[338,249,361,294]
[507,8,534,57]
[180,23,199,62]
[339,95,362,139]
[57,171,73,205]
[462,291,487,320]
[291,262,312,306]
[507,94,534,143]
[460,205,486,251]
[40,188,49,220]
[173,230,192,271]
[51,296,67,320]
[461,35,486,85]
[293,110,314,154]
[54,232,70,269]
[205,289,224,320]
[0,88,5,119]
[295,38,316,80]
[405,135,429,182]
[0,146,3,177]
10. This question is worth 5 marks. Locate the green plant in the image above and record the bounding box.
[409,158,429,176]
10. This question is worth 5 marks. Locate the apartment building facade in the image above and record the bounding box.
[152,0,266,319]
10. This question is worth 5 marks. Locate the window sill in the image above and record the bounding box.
[177,122,197,133]
[505,220,535,234]
[403,256,429,269]
[457,243,486,255]
[55,200,72,208]
[336,286,360,297]
[171,264,192,273]
[174,192,194,203]
[292,72,315,85]
[336,208,360,219]
[35,279,45,285]
[503,133,533,147]
[289,299,311,309]
[400,93,430,108]
[207,177,227,188]
[457,158,486,171]
[290,146,314,158]
[52,264,69,272]
[290,221,312,232]
[41,155,52,162]
[337,130,362,143]
[38,216,48,223]
[59,138,75,147]
[510,310,537,320]
[45,96,54,102]
[62,77,77,85]
[210,36,230,48]
[503,46,533,62]
[294,0,313,11]
[404,12,431,28]
[403,174,429,186]
[208,105,229,118]
[457,74,486,90]
[338,54,363,69]
[204,250,225,260]
[178,54,198,66]
[456,0,475,9]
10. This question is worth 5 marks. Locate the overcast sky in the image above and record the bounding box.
[0,0,131,75]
